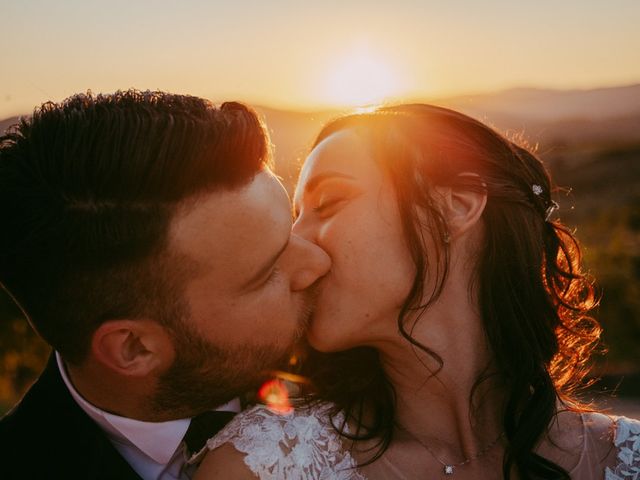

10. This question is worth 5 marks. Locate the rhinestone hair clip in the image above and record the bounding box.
[532,184,559,221]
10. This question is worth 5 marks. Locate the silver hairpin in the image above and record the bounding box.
[545,200,560,221]
[532,184,558,220]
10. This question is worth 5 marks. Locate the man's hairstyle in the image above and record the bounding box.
[0,90,270,364]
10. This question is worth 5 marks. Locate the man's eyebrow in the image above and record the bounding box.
[303,171,355,195]
[241,237,290,290]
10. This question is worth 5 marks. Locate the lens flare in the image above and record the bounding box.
[258,378,292,414]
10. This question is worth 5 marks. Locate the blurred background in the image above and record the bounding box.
[1,0,639,416]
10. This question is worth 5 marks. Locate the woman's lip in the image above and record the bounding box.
[305,273,329,312]
[314,278,333,309]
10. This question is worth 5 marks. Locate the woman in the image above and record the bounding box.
[192,104,640,479]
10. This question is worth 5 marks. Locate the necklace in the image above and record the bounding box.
[398,426,505,476]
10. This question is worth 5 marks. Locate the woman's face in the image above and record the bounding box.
[293,129,415,352]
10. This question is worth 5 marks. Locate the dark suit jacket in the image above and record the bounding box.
[0,355,142,480]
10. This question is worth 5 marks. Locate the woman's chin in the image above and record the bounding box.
[305,329,337,353]
[306,317,355,353]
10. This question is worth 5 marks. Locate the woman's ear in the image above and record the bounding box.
[90,319,175,377]
[436,173,487,239]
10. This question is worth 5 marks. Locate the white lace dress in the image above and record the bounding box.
[189,403,640,479]
[605,416,640,479]
[190,402,364,480]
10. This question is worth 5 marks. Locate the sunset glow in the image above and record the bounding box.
[1,2,639,116]
[323,48,406,106]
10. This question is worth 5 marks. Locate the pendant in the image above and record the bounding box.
[444,465,455,475]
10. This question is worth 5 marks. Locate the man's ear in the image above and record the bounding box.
[90,319,175,376]
[436,173,487,239]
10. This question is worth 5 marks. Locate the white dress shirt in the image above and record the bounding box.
[55,352,240,480]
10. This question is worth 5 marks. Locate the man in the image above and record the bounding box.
[0,91,330,479]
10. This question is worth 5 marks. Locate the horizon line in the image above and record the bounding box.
[2,80,640,121]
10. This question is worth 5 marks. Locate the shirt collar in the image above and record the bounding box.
[55,352,241,465]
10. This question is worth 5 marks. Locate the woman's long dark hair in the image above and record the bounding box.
[299,104,601,479]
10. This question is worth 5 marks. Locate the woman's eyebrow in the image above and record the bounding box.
[294,172,356,216]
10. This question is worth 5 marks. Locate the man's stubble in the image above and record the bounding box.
[150,282,320,417]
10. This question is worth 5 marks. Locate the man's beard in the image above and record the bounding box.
[150,288,317,417]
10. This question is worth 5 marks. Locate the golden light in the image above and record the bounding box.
[323,46,406,107]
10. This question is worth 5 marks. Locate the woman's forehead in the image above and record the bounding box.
[302,130,375,180]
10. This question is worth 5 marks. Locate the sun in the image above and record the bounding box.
[324,47,406,107]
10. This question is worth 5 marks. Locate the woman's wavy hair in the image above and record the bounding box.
[300,104,601,479]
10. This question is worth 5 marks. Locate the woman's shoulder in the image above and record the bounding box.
[581,412,640,450]
[192,401,365,480]
[216,400,342,445]
[192,401,337,451]
[579,412,640,478]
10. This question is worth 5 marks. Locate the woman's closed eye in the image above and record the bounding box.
[296,180,363,220]
[312,195,346,217]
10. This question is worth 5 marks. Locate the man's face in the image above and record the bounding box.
[152,169,331,414]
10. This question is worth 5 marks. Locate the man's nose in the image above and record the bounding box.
[288,233,331,292]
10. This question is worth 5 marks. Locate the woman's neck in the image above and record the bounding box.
[373,297,507,462]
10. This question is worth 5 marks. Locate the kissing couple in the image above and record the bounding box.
[0,91,638,479]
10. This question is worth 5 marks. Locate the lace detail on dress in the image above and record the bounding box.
[605,417,640,480]
[191,402,366,480]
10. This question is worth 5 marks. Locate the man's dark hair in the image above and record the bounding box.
[0,90,270,364]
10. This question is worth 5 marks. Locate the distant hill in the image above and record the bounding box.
[2,84,640,185]
[256,84,640,186]
[438,84,640,122]
[253,107,337,185]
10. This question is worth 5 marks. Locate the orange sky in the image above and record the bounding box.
[2,0,640,118]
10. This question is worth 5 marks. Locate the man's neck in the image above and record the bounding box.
[62,354,162,420]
